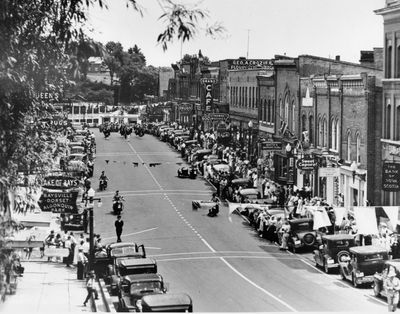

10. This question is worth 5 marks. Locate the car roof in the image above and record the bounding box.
[239,188,258,195]
[289,218,313,224]
[108,242,136,249]
[119,258,156,267]
[349,245,387,254]
[322,234,355,241]
[141,293,192,307]
[123,273,163,283]
[385,259,400,270]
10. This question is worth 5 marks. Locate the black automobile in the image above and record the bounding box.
[139,293,193,312]
[177,166,197,179]
[118,273,167,312]
[339,245,389,288]
[313,234,356,273]
[286,218,318,253]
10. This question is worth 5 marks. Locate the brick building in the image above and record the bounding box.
[375,0,400,206]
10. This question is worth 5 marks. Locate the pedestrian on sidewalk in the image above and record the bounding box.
[77,248,88,280]
[115,215,124,243]
[83,271,98,306]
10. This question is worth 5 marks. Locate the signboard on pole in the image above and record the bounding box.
[200,78,216,113]
[39,190,79,213]
[42,176,81,190]
[296,156,318,171]
[319,167,339,177]
[382,162,400,191]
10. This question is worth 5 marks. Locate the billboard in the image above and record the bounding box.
[228,59,274,70]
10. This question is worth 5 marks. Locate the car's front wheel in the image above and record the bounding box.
[373,282,381,297]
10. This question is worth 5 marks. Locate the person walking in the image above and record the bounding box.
[83,270,98,306]
[77,248,88,280]
[115,215,124,243]
[384,267,400,312]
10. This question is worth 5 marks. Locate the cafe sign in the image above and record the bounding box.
[42,175,80,190]
[39,190,79,213]
[200,78,216,113]
[382,162,400,192]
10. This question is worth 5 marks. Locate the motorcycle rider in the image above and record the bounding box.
[112,191,124,214]
[99,171,108,190]
[208,193,220,217]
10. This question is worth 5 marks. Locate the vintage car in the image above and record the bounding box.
[117,273,167,312]
[313,234,356,273]
[339,245,389,287]
[286,218,318,253]
[107,258,158,296]
[238,188,260,203]
[94,242,146,278]
[372,259,400,298]
[177,166,197,179]
[139,293,193,312]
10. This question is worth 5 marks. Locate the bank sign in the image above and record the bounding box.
[228,59,274,70]
[382,163,400,192]
[39,190,79,213]
[200,78,216,113]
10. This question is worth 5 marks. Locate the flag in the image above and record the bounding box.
[313,208,332,230]
[227,201,244,215]
[353,207,379,235]
[279,121,288,135]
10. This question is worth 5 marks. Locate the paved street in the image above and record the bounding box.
[92,129,388,312]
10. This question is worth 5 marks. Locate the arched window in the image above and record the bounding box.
[260,99,265,121]
[347,132,352,161]
[292,102,296,133]
[336,120,340,152]
[397,103,400,141]
[264,100,267,121]
[331,119,337,150]
[387,39,392,78]
[284,96,289,124]
[356,133,361,163]
[386,103,391,138]
[323,118,328,147]
[271,99,275,125]
[318,118,322,146]
[309,115,314,144]
[397,45,400,78]
[302,114,307,132]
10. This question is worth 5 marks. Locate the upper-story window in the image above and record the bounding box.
[356,133,361,163]
[331,119,337,151]
[323,118,328,147]
[385,98,392,139]
[387,38,392,78]
[347,132,352,161]
[396,98,400,141]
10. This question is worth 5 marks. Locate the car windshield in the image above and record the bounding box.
[331,240,351,248]
[130,281,162,294]
[292,222,312,232]
[111,247,137,257]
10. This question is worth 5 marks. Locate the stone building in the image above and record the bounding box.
[375,0,400,206]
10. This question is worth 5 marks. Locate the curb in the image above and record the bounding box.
[99,278,117,312]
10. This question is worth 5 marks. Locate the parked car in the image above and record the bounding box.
[313,234,356,273]
[339,245,389,288]
[372,259,400,299]
[117,273,167,312]
[139,293,193,312]
[286,218,318,253]
[107,258,158,296]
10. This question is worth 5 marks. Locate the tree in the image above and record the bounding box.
[104,41,124,85]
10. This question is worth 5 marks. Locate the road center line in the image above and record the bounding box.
[126,142,163,190]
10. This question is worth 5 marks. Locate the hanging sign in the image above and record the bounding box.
[200,78,216,113]
[319,167,339,177]
[261,142,282,152]
[42,175,81,190]
[382,163,400,191]
[296,156,318,171]
[39,190,79,213]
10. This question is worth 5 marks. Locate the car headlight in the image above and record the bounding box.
[356,271,364,277]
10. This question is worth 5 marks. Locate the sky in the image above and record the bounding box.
[86,0,385,67]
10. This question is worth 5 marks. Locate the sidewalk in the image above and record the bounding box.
[0,261,91,313]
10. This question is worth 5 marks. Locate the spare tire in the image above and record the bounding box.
[303,233,316,246]
[337,250,350,263]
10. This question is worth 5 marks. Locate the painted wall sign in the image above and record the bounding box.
[382,162,400,191]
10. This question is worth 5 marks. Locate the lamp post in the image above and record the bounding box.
[286,143,294,188]
[248,120,253,161]
[81,187,102,271]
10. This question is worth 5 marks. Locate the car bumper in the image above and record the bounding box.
[355,275,374,284]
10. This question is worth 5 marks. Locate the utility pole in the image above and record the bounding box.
[246,29,251,59]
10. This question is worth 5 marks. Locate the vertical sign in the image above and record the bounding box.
[382,163,400,191]
[200,78,216,113]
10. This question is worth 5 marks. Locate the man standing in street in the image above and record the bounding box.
[115,215,124,243]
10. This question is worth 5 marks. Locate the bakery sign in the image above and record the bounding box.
[39,190,79,213]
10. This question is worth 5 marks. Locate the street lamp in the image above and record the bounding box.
[81,188,102,271]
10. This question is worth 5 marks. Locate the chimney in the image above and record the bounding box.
[335,55,340,61]
[359,50,375,67]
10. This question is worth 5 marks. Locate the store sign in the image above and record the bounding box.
[203,113,230,122]
[296,156,318,171]
[228,59,274,70]
[261,142,282,152]
[201,78,216,113]
[319,167,339,177]
[382,163,400,192]
[39,190,79,213]
[39,117,71,131]
[42,176,80,190]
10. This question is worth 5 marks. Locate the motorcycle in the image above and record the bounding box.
[207,204,219,217]
[104,130,111,139]
[135,127,144,137]
[112,197,124,215]
[177,166,197,179]
[99,179,108,191]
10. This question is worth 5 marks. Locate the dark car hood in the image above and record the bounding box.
[358,261,386,275]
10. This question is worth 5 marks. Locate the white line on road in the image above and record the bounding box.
[102,227,158,240]
[155,255,302,262]
[126,142,164,190]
